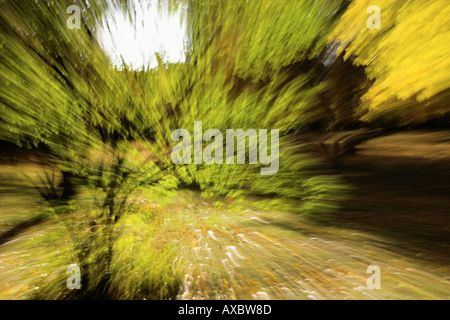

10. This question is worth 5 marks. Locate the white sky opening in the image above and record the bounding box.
[97,0,188,71]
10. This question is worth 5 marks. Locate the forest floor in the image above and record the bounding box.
[0,131,449,299]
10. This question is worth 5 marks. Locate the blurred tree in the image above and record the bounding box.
[159,0,352,212]
[0,0,354,298]
[0,0,168,298]
[329,0,450,125]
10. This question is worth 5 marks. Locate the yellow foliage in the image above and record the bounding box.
[329,0,450,121]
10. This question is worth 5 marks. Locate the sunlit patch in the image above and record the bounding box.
[97,0,187,70]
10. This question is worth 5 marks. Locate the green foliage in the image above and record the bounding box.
[186,0,347,81]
